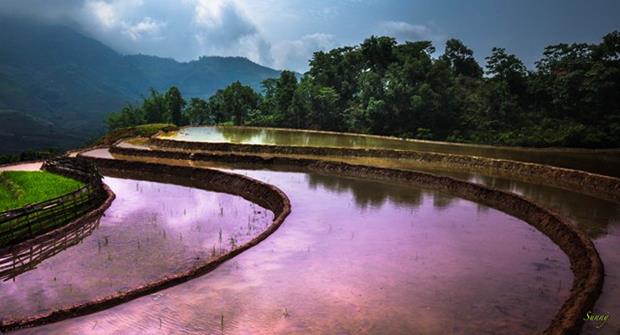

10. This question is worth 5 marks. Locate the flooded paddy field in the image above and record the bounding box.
[408,167,620,335]
[83,147,620,334]
[0,176,272,322]
[15,165,573,334]
[160,126,620,177]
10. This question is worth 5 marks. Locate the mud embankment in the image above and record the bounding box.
[149,137,620,204]
[0,159,291,333]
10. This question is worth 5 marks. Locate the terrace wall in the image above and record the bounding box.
[149,137,620,204]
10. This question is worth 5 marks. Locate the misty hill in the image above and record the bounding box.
[0,17,281,154]
[0,110,82,154]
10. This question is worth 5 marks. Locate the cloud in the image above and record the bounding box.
[85,0,118,29]
[0,0,371,71]
[271,33,336,71]
[191,0,272,65]
[0,0,274,66]
[124,17,166,41]
[378,21,443,43]
[71,0,274,64]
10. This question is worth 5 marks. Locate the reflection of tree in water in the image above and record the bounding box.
[471,174,620,239]
[305,172,457,210]
[260,128,383,148]
[187,160,458,211]
[370,165,619,238]
[261,128,306,146]
[217,127,263,144]
[216,127,379,148]
[432,193,457,210]
[0,216,101,281]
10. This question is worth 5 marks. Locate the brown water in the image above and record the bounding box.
[160,126,620,177]
[14,167,572,334]
[0,176,272,321]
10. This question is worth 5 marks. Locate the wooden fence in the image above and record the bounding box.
[0,157,106,248]
[0,216,101,281]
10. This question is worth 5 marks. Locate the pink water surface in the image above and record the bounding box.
[0,176,272,321]
[82,148,620,333]
[14,168,573,334]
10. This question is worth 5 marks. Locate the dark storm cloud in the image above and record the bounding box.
[1,0,618,72]
[0,0,274,66]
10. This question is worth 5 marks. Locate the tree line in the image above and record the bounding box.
[107,31,620,148]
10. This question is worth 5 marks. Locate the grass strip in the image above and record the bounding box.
[0,171,83,212]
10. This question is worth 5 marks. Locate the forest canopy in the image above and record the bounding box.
[107,31,620,148]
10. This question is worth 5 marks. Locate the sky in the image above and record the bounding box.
[0,0,618,72]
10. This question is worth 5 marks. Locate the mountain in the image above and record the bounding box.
[124,55,282,98]
[0,17,282,154]
[0,110,82,154]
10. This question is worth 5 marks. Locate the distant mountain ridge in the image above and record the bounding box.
[125,54,282,99]
[0,16,282,154]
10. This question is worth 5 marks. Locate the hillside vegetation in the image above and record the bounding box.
[96,123,177,146]
[0,17,281,153]
[110,32,620,148]
[0,110,82,154]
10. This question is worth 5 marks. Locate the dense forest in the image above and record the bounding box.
[108,31,620,148]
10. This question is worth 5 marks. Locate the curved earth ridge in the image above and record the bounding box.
[148,135,620,204]
[102,146,603,335]
[0,159,292,332]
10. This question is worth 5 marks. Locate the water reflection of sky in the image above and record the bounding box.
[78,148,620,334]
[0,177,272,321]
[15,169,574,334]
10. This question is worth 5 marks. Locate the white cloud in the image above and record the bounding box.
[378,21,442,43]
[194,0,229,29]
[188,0,273,66]
[66,0,274,65]
[124,17,166,41]
[271,33,336,71]
[86,1,117,28]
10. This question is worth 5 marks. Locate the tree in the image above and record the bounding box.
[259,71,298,127]
[595,31,620,62]
[360,36,397,73]
[485,47,528,93]
[142,89,167,124]
[106,104,143,130]
[274,71,298,127]
[220,81,260,125]
[186,97,209,125]
[484,48,529,126]
[441,39,483,78]
[166,86,185,125]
